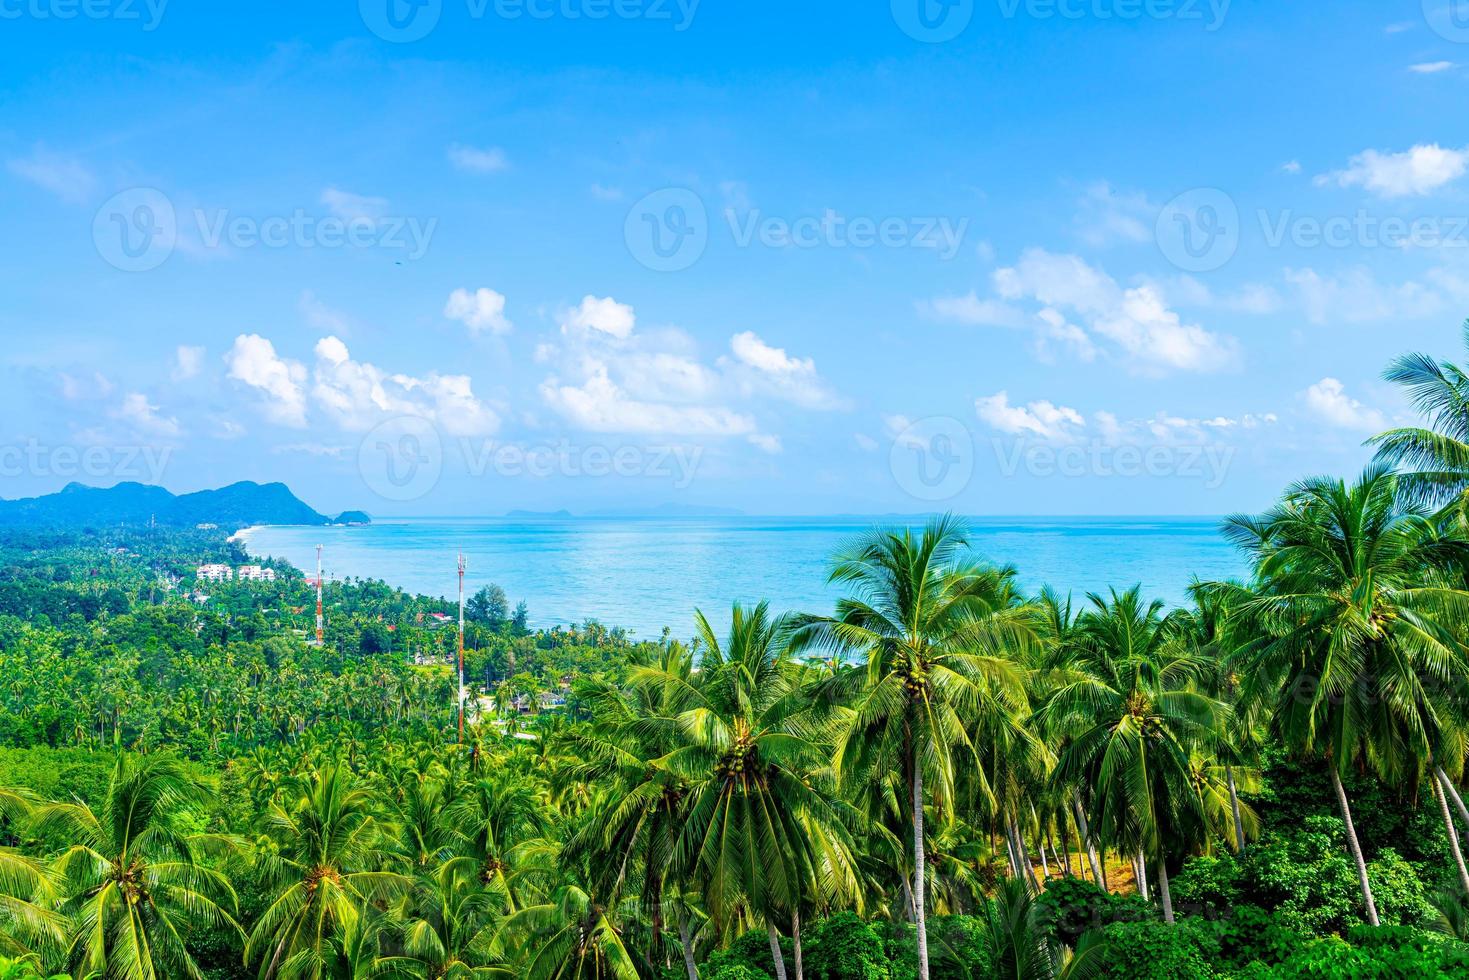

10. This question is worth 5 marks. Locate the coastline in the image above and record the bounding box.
[228,525,262,544]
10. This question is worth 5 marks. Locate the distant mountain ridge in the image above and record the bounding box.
[0,481,362,529]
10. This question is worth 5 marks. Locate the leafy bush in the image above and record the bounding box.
[1092,920,1218,980]
[707,967,771,980]
[1365,849,1436,928]
[703,929,789,979]
[1035,876,1154,948]
[1173,852,1244,918]
[1238,816,1363,935]
[804,912,890,980]
[1208,904,1302,970]
[1245,928,1469,979]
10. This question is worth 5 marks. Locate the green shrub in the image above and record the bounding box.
[1239,816,1362,936]
[1364,849,1436,928]
[707,967,771,980]
[1092,920,1218,980]
[703,929,789,979]
[1208,904,1302,970]
[804,912,890,980]
[1035,876,1154,948]
[1173,852,1244,918]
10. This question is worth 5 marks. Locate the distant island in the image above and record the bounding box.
[0,481,368,530]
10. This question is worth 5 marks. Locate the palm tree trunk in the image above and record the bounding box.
[792,907,804,980]
[1072,796,1104,887]
[1157,857,1175,924]
[1330,765,1380,926]
[1433,773,1469,896]
[1226,764,1246,854]
[767,923,789,980]
[1134,850,1150,901]
[1437,765,1469,834]
[900,872,917,924]
[678,908,699,980]
[913,762,931,980]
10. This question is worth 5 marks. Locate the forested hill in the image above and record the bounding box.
[0,480,357,528]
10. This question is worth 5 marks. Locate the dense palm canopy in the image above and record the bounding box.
[12,329,1469,976]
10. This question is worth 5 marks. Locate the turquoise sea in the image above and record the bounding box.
[238,517,1244,639]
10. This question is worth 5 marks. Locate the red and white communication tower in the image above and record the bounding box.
[457,552,467,743]
[315,544,325,646]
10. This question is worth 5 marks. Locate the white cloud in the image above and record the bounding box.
[444,287,512,335]
[58,371,114,402]
[1318,143,1469,197]
[7,146,96,204]
[1302,378,1387,432]
[1073,181,1154,246]
[225,334,309,427]
[320,187,388,223]
[854,433,879,452]
[725,331,846,409]
[1282,160,1302,174]
[1410,61,1455,74]
[563,295,637,339]
[923,292,1027,328]
[112,392,181,438]
[311,336,499,436]
[1283,267,1442,325]
[172,345,205,381]
[447,144,510,174]
[540,366,755,436]
[988,249,1239,374]
[590,183,625,202]
[748,433,783,454]
[976,392,1085,442]
[975,392,1276,447]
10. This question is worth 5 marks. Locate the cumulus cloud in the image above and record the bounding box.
[7,146,96,204]
[1284,267,1442,325]
[1317,143,1469,197]
[447,144,510,174]
[172,345,205,381]
[311,336,499,436]
[563,295,637,339]
[975,391,1275,447]
[937,248,1240,374]
[540,366,756,436]
[725,331,847,409]
[225,334,309,427]
[112,393,181,438]
[445,287,512,335]
[1073,181,1154,246]
[1302,378,1387,432]
[1409,61,1455,74]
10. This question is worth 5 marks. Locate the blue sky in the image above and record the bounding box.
[3,1,1469,516]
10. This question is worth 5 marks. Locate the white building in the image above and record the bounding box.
[197,564,232,582]
[237,565,277,582]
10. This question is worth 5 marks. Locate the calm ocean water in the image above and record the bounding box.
[238,517,1244,639]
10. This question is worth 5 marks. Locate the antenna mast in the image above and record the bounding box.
[315,544,325,646]
[457,552,466,743]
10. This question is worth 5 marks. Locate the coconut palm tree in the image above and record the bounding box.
[654,601,857,980]
[377,856,509,979]
[790,517,1036,980]
[1369,322,1469,521]
[979,877,1108,980]
[246,764,411,979]
[1220,465,1469,926]
[1037,588,1222,923]
[31,754,239,979]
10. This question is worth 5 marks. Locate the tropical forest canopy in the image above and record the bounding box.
[10,334,1469,977]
